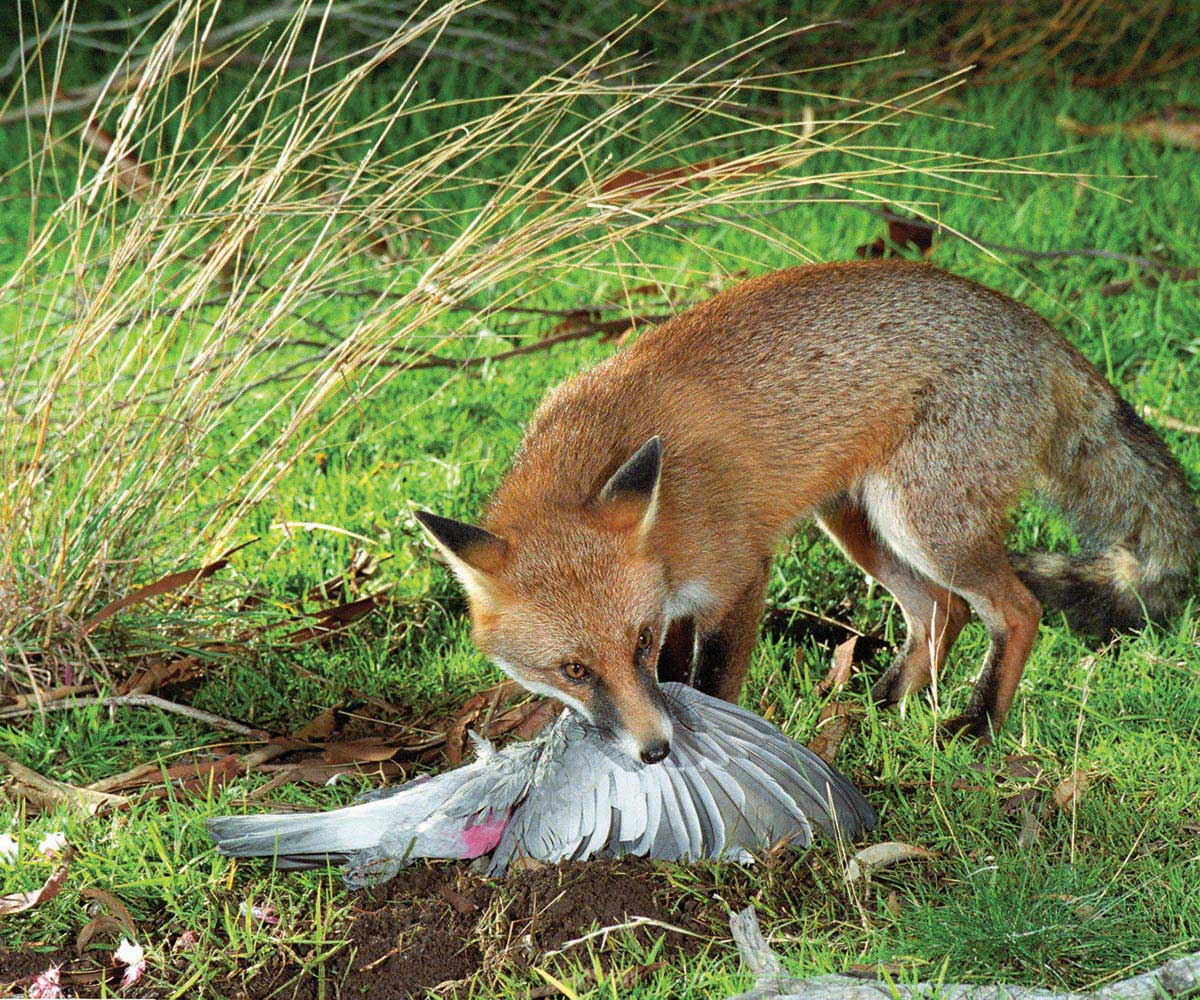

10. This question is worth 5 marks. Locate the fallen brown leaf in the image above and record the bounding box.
[0,847,74,915]
[598,156,781,200]
[807,701,862,765]
[1058,110,1200,150]
[968,753,1044,783]
[294,705,341,741]
[604,281,662,301]
[444,679,526,764]
[84,539,255,634]
[513,698,561,740]
[95,754,240,797]
[817,636,857,695]
[256,760,406,785]
[856,209,935,259]
[1052,768,1091,810]
[81,120,155,199]
[999,786,1044,816]
[287,593,386,644]
[321,739,402,765]
[549,311,668,344]
[76,915,127,956]
[118,653,211,696]
[844,841,936,883]
[1101,265,1200,297]
[80,888,137,936]
[438,884,478,915]
[0,752,129,815]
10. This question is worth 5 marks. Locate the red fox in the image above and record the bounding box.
[417,260,1199,759]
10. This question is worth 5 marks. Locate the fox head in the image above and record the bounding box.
[416,437,675,764]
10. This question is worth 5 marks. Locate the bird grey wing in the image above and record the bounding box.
[680,687,875,839]
[685,727,801,853]
[580,774,614,860]
[610,758,648,845]
[628,757,666,856]
[569,768,599,859]
[643,756,699,858]
[487,725,615,871]
[697,763,757,856]
[664,762,708,859]
[437,735,542,821]
[729,757,814,848]
[741,732,876,838]
[667,740,725,855]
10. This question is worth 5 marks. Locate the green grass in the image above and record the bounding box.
[3,4,1200,998]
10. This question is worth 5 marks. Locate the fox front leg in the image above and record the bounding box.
[691,561,770,702]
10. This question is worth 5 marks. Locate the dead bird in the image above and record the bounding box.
[207,683,874,885]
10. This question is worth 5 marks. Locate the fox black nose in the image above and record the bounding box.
[640,741,670,764]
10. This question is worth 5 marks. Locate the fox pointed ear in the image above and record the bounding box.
[415,510,507,602]
[596,436,662,538]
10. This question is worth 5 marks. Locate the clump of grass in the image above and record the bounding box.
[0,0,1056,689]
[885,856,1161,985]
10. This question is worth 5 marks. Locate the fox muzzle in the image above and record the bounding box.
[595,675,675,765]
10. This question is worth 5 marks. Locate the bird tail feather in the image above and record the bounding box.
[207,798,393,869]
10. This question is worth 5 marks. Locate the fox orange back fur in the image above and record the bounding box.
[418,260,1199,758]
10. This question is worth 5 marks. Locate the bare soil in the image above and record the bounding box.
[249,858,719,999]
[4,855,828,998]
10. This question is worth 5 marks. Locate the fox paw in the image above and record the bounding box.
[869,670,906,708]
[940,712,995,744]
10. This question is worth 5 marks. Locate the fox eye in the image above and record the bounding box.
[561,662,590,682]
[636,627,654,652]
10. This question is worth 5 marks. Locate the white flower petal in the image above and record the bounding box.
[0,832,18,864]
[37,832,68,858]
[114,938,146,989]
[29,966,63,999]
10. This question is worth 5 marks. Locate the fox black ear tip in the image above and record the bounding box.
[633,436,663,468]
[414,509,440,529]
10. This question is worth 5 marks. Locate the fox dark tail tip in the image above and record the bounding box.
[1010,549,1178,637]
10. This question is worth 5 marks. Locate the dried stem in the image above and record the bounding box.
[726,907,1200,1000]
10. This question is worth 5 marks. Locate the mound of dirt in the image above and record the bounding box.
[234,857,729,999]
[5,854,842,998]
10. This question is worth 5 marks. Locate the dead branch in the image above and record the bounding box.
[1141,405,1200,437]
[726,906,1200,1000]
[0,693,266,738]
[0,683,95,712]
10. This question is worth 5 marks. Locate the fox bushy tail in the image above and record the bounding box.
[1013,390,1199,636]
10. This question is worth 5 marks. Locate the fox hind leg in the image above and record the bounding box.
[939,570,1041,740]
[816,495,970,707]
[857,477,1042,740]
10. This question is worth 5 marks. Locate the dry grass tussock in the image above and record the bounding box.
[0,0,1056,687]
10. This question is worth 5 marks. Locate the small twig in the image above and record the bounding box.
[0,683,95,712]
[542,915,706,958]
[216,319,655,408]
[1141,405,1200,437]
[726,906,1200,1000]
[398,318,668,371]
[0,692,266,738]
[865,205,1165,273]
